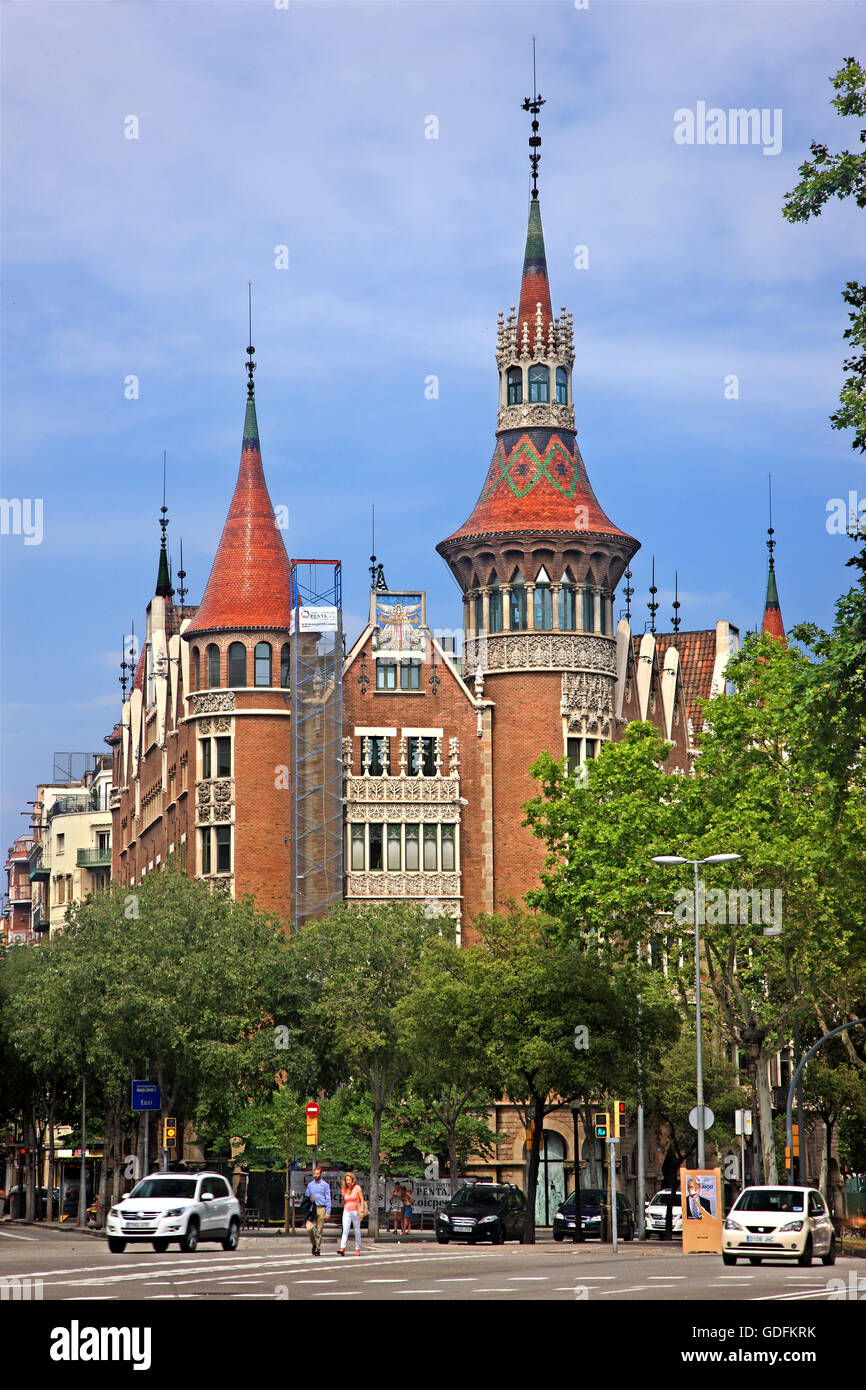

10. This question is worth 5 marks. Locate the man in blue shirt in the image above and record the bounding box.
[304,1168,331,1255]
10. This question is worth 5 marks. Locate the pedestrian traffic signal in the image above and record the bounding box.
[593,1111,609,1139]
[163,1117,177,1149]
[612,1101,625,1139]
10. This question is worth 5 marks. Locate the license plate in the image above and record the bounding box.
[746,1234,773,1243]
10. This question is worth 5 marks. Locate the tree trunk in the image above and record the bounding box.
[755,1051,778,1183]
[113,1104,124,1204]
[25,1111,36,1222]
[46,1088,56,1224]
[819,1122,830,1203]
[582,1106,600,1187]
[96,1108,113,1228]
[369,1104,382,1240]
[448,1123,459,1198]
[521,1097,544,1244]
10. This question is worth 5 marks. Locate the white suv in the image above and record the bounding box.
[722,1185,836,1266]
[106,1172,241,1254]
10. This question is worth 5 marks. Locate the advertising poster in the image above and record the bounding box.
[680,1169,723,1254]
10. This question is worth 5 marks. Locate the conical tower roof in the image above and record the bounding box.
[761,560,786,643]
[185,385,293,636]
[517,197,554,349]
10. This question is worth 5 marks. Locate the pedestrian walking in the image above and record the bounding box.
[389,1182,404,1235]
[401,1183,414,1237]
[338,1172,366,1255]
[304,1167,332,1255]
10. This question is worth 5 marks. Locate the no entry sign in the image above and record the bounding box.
[305,1102,320,1118]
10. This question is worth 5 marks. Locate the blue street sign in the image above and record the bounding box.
[132,1082,161,1112]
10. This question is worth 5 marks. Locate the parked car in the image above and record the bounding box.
[553,1188,635,1241]
[105,1172,241,1254]
[645,1189,683,1236]
[2,1186,60,1219]
[722,1185,836,1266]
[435,1183,527,1244]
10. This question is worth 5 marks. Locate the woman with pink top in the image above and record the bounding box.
[338,1172,366,1255]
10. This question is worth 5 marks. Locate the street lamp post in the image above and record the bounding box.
[651,852,741,1169]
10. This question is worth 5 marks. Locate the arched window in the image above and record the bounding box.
[474,592,484,633]
[581,588,595,633]
[192,648,200,691]
[559,580,576,631]
[280,643,290,689]
[533,571,553,630]
[489,575,503,634]
[599,596,609,635]
[207,644,220,688]
[228,642,247,688]
[556,367,568,404]
[528,364,550,403]
[507,367,523,405]
[254,642,272,687]
[510,573,527,630]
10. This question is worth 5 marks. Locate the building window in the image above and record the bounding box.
[408,736,436,776]
[585,739,599,760]
[400,659,421,690]
[254,642,272,687]
[207,644,221,688]
[201,828,211,875]
[423,825,438,870]
[559,583,576,630]
[228,642,246,687]
[510,579,527,631]
[528,364,549,403]
[376,660,397,690]
[506,366,523,405]
[351,824,365,871]
[365,736,386,776]
[368,823,383,871]
[533,584,553,630]
[582,588,595,633]
[281,643,290,689]
[97,831,110,854]
[192,648,200,690]
[566,738,581,776]
[215,825,231,874]
[599,596,608,635]
[200,739,212,780]
[556,366,568,404]
[405,823,420,871]
[215,737,231,778]
[441,824,456,872]
[474,593,484,633]
[489,583,503,634]
[387,824,402,871]
[56,834,65,854]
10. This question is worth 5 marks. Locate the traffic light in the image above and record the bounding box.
[612,1101,625,1139]
[593,1111,609,1139]
[163,1117,177,1149]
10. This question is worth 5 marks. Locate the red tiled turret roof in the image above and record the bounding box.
[185,392,292,635]
[761,562,786,644]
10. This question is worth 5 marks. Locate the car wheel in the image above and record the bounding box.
[221,1219,240,1252]
[748,1257,763,1266]
[436,1231,449,1244]
[553,1232,563,1242]
[180,1219,199,1253]
[152,1239,169,1253]
[108,1238,127,1254]
[722,1252,737,1266]
[797,1236,813,1268]
[821,1236,836,1267]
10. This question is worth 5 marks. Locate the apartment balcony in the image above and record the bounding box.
[9,881,32,903]
[77,847,112,868]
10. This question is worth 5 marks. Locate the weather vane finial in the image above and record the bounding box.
[246,280,256,399]
[648,556,659,634]
[672,570,681,633]
[522,36,545,200]
[767,472,776,570]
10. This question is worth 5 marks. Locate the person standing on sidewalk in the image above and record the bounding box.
[338,1172,366,1256]
[304,1167,331,1256]
[401,1183,414,1237]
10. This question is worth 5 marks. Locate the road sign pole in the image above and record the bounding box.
[608,1136,618,1254]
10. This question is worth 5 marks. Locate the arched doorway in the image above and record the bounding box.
[526,1131,567,1227]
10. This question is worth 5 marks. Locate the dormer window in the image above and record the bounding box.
[556,367,568,404]
[528,365,549,403]
[507,367,523,405]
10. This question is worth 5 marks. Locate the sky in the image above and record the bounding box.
[1,0,864,856]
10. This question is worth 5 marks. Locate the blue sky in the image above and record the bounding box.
[1,0,863,854]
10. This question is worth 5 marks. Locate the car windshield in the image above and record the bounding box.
[650,1192,681,1205]
[128,1178,198,1201]
[451,1186,506,1208]
[560,1190,604,1210]
[733,1189,805,1214]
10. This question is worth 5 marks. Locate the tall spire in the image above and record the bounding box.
[761,475,786,643]
[518,51,553,349]
[155,450,174,599]
[647,556,659,634]
[184,329,293,637]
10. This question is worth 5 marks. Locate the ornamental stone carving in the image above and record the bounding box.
[214,780,233,804]
[213,804,232,822]
[201,874,233,895]
[197,784,211,806]
[199,718,211,733]
[345,871,461,899]
[346,804,460,825]
[464,631,616,678]
[496,402,575,432]
[214,716,232,732]
[191,692,236,714]
[345,776,459,805]
[560,671,614,720]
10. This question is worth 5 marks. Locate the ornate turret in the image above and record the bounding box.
[761,507,786,644]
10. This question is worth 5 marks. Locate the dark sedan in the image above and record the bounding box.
[553,1188,635,1241]
[435,1183,527,1244]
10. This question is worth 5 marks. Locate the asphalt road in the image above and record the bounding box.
[0,1226,860,1301]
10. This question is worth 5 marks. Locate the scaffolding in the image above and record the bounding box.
[289,560,343,932]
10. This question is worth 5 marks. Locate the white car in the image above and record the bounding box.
[106,1172,241,1254]
[722,1185,836,1266]
[645,1189,683,1236]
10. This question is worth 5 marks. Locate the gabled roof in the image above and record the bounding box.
[656,629,717,734]
[185,392,293,636]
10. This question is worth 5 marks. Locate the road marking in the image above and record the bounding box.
[599,1286,648,1295]
[0,1231,36,1241]
[508,1276,548,1281]
[648,1275,686,1280]
[293,1279,338,1285]
[364,1278,407,1283]
[62,1295,119,1300]
[472,1288,517,1293]
[436,1277,475,1282]
[315,1289,362,1295]
[393,1288,442,1294]
[751,1288,838,1302]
